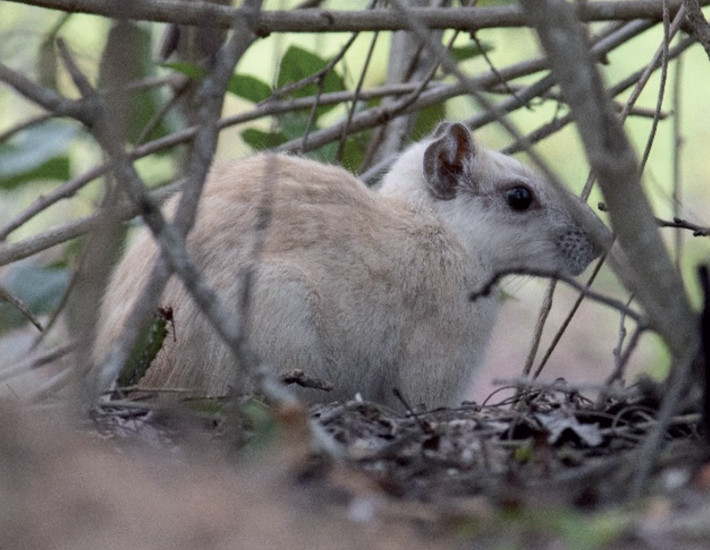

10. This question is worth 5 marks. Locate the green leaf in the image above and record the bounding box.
[412,102,447,141]
[99,22,173,145]
[165,64,273,104]
[241,128,287,150]
[227,74,272,103]
[240,398,280,448]
[276,45,345,116]
[450,41,492,61]
[279,112,313,141]
[339,137,366,173]
[0,264,69,332]
[0,157,70,191]
[0,120,76,189]
[475,0,516,5]
[162,61,206,81]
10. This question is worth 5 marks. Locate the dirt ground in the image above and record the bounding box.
[3,380,710,550]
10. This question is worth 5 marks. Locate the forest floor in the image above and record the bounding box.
[3,380,710,550]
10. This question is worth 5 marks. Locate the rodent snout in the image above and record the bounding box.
[557,229,601,276]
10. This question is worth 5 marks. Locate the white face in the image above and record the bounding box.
[378,123,609,278]
[416,124,607,277]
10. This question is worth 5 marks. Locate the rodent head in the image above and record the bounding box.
[379,122,610,277]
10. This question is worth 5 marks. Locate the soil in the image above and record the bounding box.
[3,379,710,550]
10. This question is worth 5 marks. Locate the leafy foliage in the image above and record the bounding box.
[0,120,76,190]
[99,21,172,145]
[0,263,69,333]
[164,62,274,104]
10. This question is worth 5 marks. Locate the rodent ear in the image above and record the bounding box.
[423,122,475,201]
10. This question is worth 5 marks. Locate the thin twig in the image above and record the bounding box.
[605,322,645,387]
[0,113,54,145]
[0,341,76,384]
[671,55,685,270]
[0,284,44,332]
[638,0,672,171]
[469,267,646,325]
[336,30,379,161]
[521,280,556,378]
[657,216,710,236]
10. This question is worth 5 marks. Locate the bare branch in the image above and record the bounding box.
[0,284,44,332]
[0,341,76,385]
[504,35,696,154]
[4,0,701,32]
[0,182,181,267]
[0,63,90,123]
[658,216,710,236]
[518,0,699,500]
[684,0,710,60]
[469,267,647,325]
[87,1,298,408]
[519,0,697,361]
[282,369,334,392]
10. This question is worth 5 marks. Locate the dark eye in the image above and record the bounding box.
[506,185,533,211]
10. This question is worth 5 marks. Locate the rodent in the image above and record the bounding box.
[93,122,610,408]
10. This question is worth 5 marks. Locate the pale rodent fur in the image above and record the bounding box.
[94,122,609,408]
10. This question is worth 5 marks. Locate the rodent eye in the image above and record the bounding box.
[506,185,533,211]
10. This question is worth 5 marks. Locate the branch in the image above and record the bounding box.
[1,16,666,240]
[0,63,90,123]
[503,35,696,154]
[518,0,699,500]
[86,2,298,408]
[282,369,333,392]
[0,284,44,331]
[469,267,646,325]
[657,216,710,236]
[519,0,697,361]
[4,0,702,32]
[0,182,181,267]
[684,0,710,61]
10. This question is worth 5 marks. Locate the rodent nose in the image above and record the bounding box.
[558,229,601,275]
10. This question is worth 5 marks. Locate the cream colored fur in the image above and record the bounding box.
[94,123,608,408]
